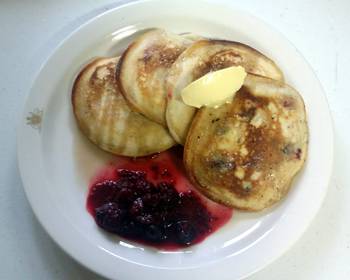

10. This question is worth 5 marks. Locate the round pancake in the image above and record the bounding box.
[184,74,307,211]
[72,57,175,157]
[116,29,193,126]
[166,39,284,144]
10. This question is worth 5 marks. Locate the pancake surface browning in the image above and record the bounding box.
[117,29,193,126]
[72,57,175,157]
[166,39,284,144]
[184,74,307,211]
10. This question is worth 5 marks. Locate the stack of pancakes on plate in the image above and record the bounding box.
[72,28,308,211]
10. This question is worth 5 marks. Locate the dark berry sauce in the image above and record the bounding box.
[87,148,232,250]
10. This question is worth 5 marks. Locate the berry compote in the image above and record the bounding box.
[87,148,232,250]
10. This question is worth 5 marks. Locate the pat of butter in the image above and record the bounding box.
[181,66,247,108]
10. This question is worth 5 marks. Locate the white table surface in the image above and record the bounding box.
[1,0,349,279]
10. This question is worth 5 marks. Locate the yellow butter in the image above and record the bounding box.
[181,66,247,108]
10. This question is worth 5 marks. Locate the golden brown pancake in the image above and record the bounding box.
[184,74,307,211]
[72,57,175,157]
[116,29,193,126]
[166,39,284,144]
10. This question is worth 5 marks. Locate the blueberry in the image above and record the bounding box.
[118,169,146,181]
[129,197,144,216]
[90,180,120,204]
[95,202,125,233]
[141,193,153,206]
[118,221,140,237]
[134,181,153,196]
[158,184,177,205]
[145,225,164,242]
[117,188,134,203]
[147,193,161,207]
[174,220,196,245]
[136,213,154,225]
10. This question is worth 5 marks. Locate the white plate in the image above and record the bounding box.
[17,0,333,279]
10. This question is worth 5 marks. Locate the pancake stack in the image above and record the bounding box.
[72,28,308,211]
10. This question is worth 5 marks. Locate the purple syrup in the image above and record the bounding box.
[87,148,232,250]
